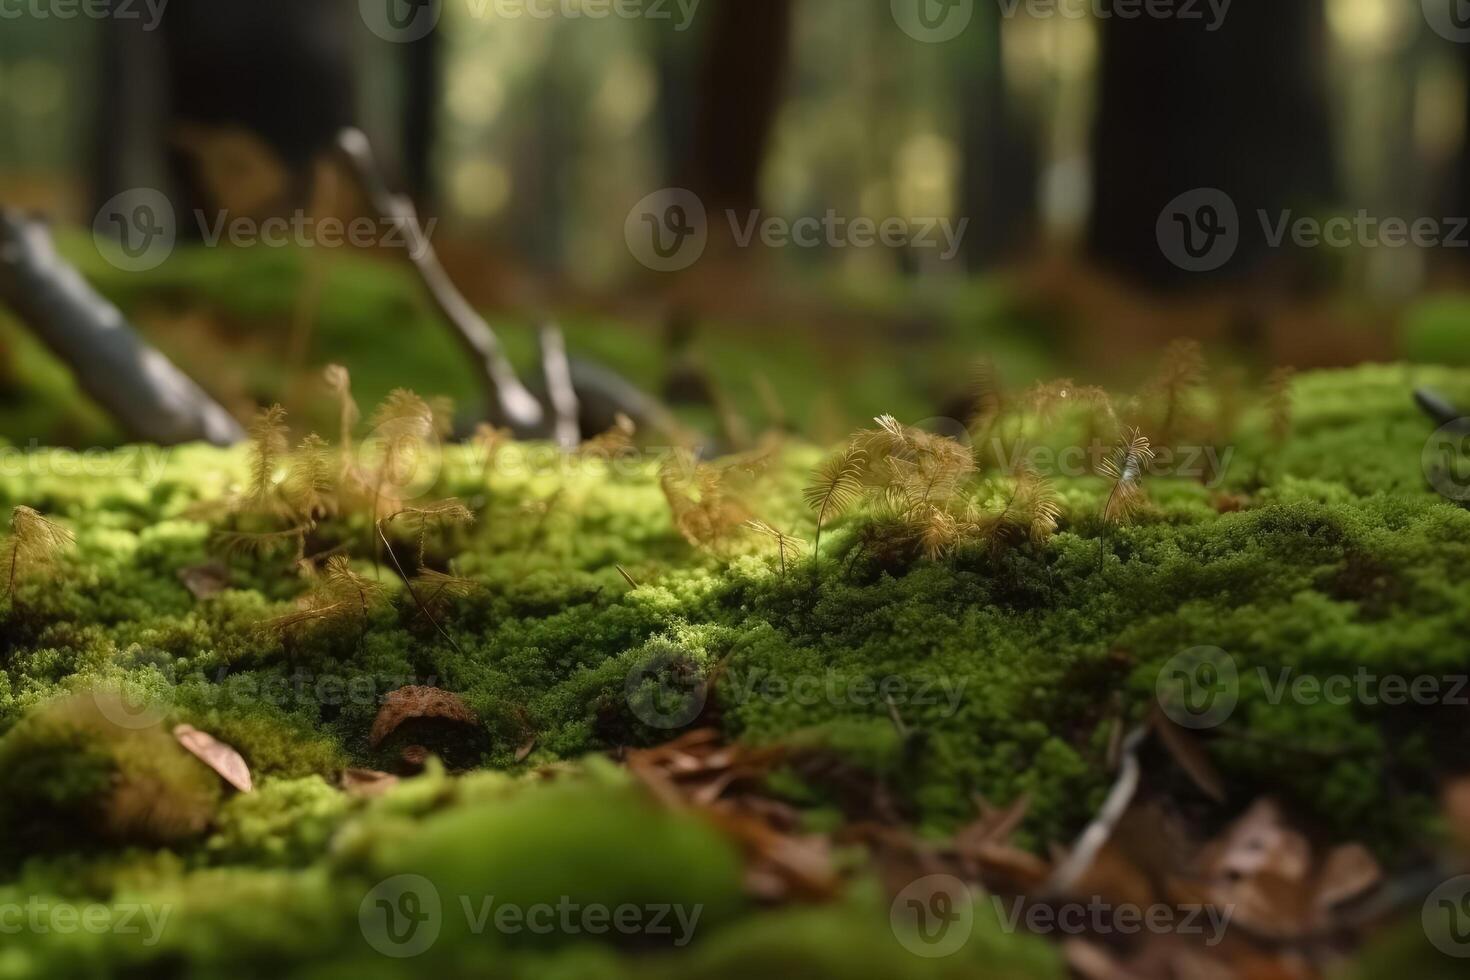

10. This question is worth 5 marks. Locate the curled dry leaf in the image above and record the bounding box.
[173,724,253,793]
[627,729,840,902]
[370,686,478,748]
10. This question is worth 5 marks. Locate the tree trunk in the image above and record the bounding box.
[959,6,1037,269]
[155,0,358,222]
[1088,2,1336,289]
[687,0,795,221]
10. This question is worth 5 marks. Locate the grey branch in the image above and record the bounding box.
[1044,724,1149,896]
[538,321,581,448]
[333,128,545,434]
[0,210,244,447]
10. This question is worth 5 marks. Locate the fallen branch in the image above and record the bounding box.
[538,320,581,448]
[334,128,689,445]
[1044,724,1148,896]
[0,210,245,446]
[334,128,544,434]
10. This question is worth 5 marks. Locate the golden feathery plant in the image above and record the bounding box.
[2,506,74,599]
[802,444,867,559]
[744,519,807,576]
[1148,340,1205,445]
[283,433,336,523]
[1096,428,1155,569]
[246,404,290,510]
[659,451,754,552]
[323,364,359,464]
[261,554,386,646]
[1266,366,1295,449]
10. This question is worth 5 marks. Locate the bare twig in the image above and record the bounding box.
[1045,724,1148,896]
[538,320,581,449]
[334,128,544,434]
[375,517,464,657]
[0,210,245,446]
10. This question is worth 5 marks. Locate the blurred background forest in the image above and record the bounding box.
[4,0,1470,447]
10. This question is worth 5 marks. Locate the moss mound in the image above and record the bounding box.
[0,363,1466,974]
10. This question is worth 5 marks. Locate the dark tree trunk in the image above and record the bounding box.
[160,0,356,167]
[687,0,795,217]
[1088,1,1336,289]
[400,27,442,206]
[91,6,170,216]
[959,5,1037,269]
[651,21,701,188]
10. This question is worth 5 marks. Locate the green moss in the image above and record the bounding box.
[0,363,1466,972]
[0,694,222,859]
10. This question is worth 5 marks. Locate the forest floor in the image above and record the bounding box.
[0,345,1468,976]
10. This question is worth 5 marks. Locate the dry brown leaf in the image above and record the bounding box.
[1152,708,1227,803]
[514,737,537,763]
[370,686,478,748]
[177,561,231,600]
[1311,844,1381,913]
[173,724,253,793]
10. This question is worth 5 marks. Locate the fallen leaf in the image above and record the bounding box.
[515,737,537,763]
[173,724,252,792]
[1152,706,1227,803]
[370,686,478,748]
[1312,844,1381,913]
[177,561,231,600]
